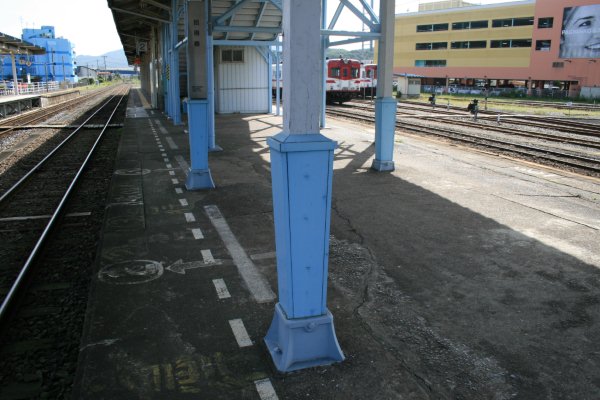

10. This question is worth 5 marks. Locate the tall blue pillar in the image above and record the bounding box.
[184,0,214,189]
[169,0,182,125]
[162,24,170,113]
[206,35,221,152]
[371,0,397,172]
[264,0,344,373]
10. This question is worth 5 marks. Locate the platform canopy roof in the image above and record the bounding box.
[0,32,46,56]
[108,0,283,64]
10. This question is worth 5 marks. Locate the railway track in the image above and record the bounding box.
[0,86,129,399]
[0,85,121,137]
[347,101,600,150]
[327,105,600,177]
[353,99,600,137]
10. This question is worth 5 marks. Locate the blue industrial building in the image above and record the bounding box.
[0,26,75,83]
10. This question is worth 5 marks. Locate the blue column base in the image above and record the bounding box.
[372,97,397,172]
[265,303,344,372]
[208,144,223,152]
[185,168,215,190]
[371,158,395,171]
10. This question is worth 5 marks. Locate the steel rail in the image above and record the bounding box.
[0,85,122,136]
[0,93,120,204]
[349,100,600,138]
[326,108,600,174]
[0,90,127,321]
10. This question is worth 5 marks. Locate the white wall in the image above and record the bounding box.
[215,46,269,114]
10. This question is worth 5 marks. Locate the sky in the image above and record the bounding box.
[0,0,122,56]
[0,0,516,56]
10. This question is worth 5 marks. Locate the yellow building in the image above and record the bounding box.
[392,0,600,96]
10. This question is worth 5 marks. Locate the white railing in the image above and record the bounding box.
[0,81,62,96]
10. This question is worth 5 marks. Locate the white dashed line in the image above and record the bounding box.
[166,136,179,149]
[162,153,167,157]
[169,171,175,176]
[201,249,214,263]
[213,279,231,299]
[166,163,172,169]
[179,199,189,207]
[175,188,183,194]
[229,319,253,348]
[255,379,279,400]
[172,178,179,185]
[192,228,204,239]
[175,155,190,171]
[184,213,196,223]
[204,205,275,303]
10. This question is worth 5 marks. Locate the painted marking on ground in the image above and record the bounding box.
[175,188,183,194]
[166,136,179,150]
[213,279,231,299]
[204,205,276,303]
[201,249,214,263]
[169,171,175,176]
[185,213,196,223]
[175,155,190,171]
[172,178,179,185]
[179,199,189,207]
[166,163,172,169]
[161,152,167,157]
[255,379,279,400]
[229,319,253,347]
[159,126,168,134]
[192,228,204,239]
[250,251,276,261]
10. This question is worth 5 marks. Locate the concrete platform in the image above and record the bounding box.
[73,89,600,399]
[0,94,41,118]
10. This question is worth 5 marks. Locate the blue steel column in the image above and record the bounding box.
[207,34,221,151]
[268,49,273,114]
[265,0,344,373]
[275,47,281,116]
[162,24,170,113]
[170,0,182,125]
[184,0,214,189]
[371,0,397,171]
[320,0,327,128]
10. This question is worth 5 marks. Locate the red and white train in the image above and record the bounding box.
[272,58,378,104]
[360,63,377,97]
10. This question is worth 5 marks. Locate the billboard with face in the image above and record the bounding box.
[560,4,600,58]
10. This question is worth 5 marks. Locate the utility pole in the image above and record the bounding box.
[44,62,48,91]
[102,55,107,70]
[51,48,56,80]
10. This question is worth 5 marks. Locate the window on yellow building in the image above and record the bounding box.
[415,60,447,67]
[416,23,449,32]
[492,17,534,28]
[490,39,532,48]
[416,42,448,50]
[451,41,487,49]
[452,20,488,30]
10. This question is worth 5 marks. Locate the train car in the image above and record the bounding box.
[361,64,377,97]
[325,58,362,104]
[271,58,363,104]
